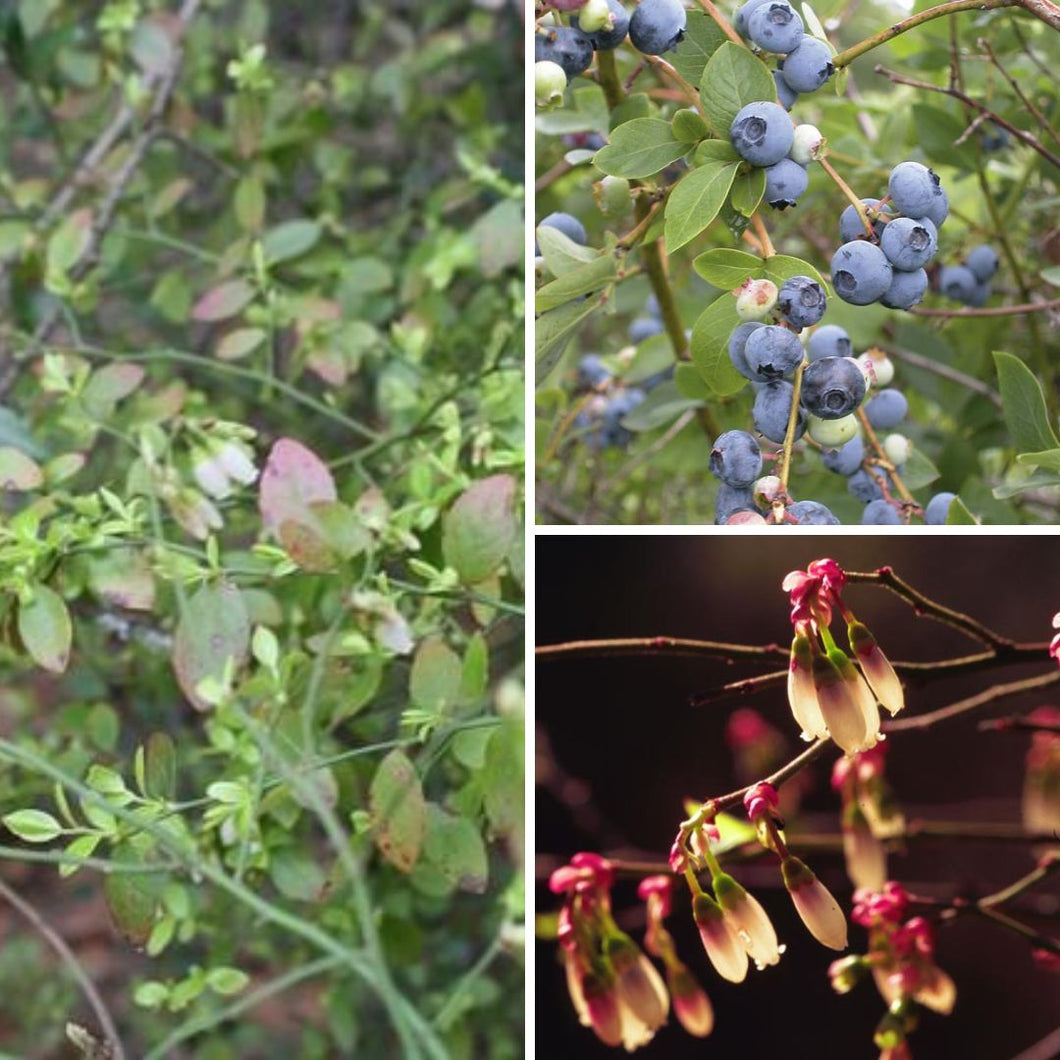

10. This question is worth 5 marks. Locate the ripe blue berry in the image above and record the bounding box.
[788,500,839,524]
[921,185,949,229]
[747,1,804,53]
[710,430,763,487]
[728,322,764,379]
[965,281,991,307]
[764,158,808,210]
[716,483,759,524]
[573,0,630,49]
[831,241,893,305]
[744,324,804,380]
[778,276,826,328]
[538,211,587,246]
[924,491,956,524]
[534,26,595,81]
[628,0,687,54]
[847,467,883,503]
[820,434,864,475]
[965,245,999,282]
[838,198,892,243]
[773,69,799,110]
[862,499,901,525]
[577,354,611,389]
[807,324,852,361]
[938,264,978,302]
[778,35,834,92]
[801,356,866,419]
[880,217,938,271]
[600,388,645,447]
[730,101,794,167]
[629,316,664,343]
[753,380,806,443]
[887,161,941,218]
[880,267,928,310]
[864,388,908,430]
[734,0,773,36]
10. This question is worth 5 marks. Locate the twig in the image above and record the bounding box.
[693,0,746,46]
[600,409,697,491]
[0,876,126,1060]
[979,714,1060,734]
[713,739,832,812]
[536,635,787,662]
[909,297,1060,317]
[854,412,918,507]
[886,344,1002,406]
[978,38,1060,144]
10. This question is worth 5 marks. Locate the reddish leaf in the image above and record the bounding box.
[258,438,336,533]
[0,446,43,491]
[192,279,255,322]
[441,475,517,584]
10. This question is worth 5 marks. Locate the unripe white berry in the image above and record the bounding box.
[535,61,567,109]
[577,0,614,32]
[883,433,912,467]
[735,278,779,322]
[808,413,858,448]
[790,124,825,165]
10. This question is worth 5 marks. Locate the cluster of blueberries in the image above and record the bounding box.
[733,0,835,107]
[730,106,822,209]
[830,161,948,310]
[937,244,1000,306]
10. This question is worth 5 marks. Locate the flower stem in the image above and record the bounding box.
[751,213,775,258]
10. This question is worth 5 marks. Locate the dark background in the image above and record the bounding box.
[536,537,1060,1060]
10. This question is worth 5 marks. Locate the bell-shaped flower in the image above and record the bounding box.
[814,650,879,755]
[191,446,232,499]
[848,621,904,716]
[713,872,781,969]
[216,439,258,485]
[911,962,956,1015]
[666,962,713,1037]
[605,933,669,1046]
[781,855,848,950]
[788,630,827,740]
[578,966,624,1047]
[692,892,748,983]
[842,805,887,890]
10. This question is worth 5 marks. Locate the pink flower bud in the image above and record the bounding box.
[693,892,749,983]
[714,873,781,969]
[743,782,779,821]
[667,962,714,1037]
[848,621,905,716]
[638,874,673,918]
[781,856,848,950]
[789,632,827,740]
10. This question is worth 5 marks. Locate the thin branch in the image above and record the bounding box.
[979,714,1060,734]
[536,635,788,662]
[713,738,833,812]
[0,876,126,1060]
[886,344,1002,406]
[978,37,1060,144]
[600,408,696,491]
[909,297,1060,317]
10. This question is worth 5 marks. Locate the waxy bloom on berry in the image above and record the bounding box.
[781,855,849,950]
[788,629,828,740]
[714,872,781,969]
[692,892,749,983]
[848,620,905,716]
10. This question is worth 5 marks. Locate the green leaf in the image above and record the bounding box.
[536,224,597,277]
[897,448,940,491]
[698,42,776,137]
[423,804,489,893]
[82,363,145,420]
[482,719,523,839]
[460,632,489,704]
[192,279,255,322]
[694,139,740,164]
[370,750,426,873]
[912,104,977,171]
[207,967,250,995]
[730,167,766,217]
[762,254,827,289]
[693,248,764,289]
[535,254,617,313]
[171,581,250,711]
[994,351,1059,455]
[1040,265,1060,287]
[216,327,267,361]
[59,833,102,877]
[144,733,177,800]
[993,471,1060,499]
[674,363,713,401]
[670,10,727,85]
[104,865,158,947]
[1017,448,1060,472]
[47,208,92,275]
[410,637,462,711]
[620,380,702,431]
[233,174,265,231]
[945,497,979,524]
[261,220,321,264]
[3,808,63,843]
[664,161,738,252]
[269,848,328,901]
[690,297,746,396]
[18,584,72,673]
[593,118,689,179]
[0,445,43,490]
[442,475,517,584]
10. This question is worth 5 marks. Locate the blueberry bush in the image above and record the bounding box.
[0,1,523,1056]
[535,0,1060,524]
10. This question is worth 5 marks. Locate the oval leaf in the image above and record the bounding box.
[442,475,517,584]
[699,42,777,136]
[3,808,62,843]
[410,637,462,711]
[18,584,72,673]
[259,437,337,533]
[664,161,738,252]
[593,118,689,180]
[370,750,426,873]
[192,279,255,322]
[0,445,43,491]
[423,804,489,893]
[171,581,250,711]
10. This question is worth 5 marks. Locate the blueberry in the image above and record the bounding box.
[577,353,611,389]
[807,324,851,361]
[747,1,804,53]
[880,217,938,271]
[734,0,773,36]
[645,293,662,319]
[538,211,587,246]
[628,0,686,54]
[965,245,999,282]
[601,388,645,447]
[864,388,908,430]
[534,26,595,81]
[921,185,949,229]
[788,500,840,524]
[821,434,864,475]
[629,316,664,343]
[831,241,893,305]
[730,101,794,167]
[938,264,978,303]
[573,0,630,49]
[800,356,866,419]
[778,276,826,328]
[773,69,799,110]
[847,467,883,502]
[838,198,892,243]
[728,321,764,380]
[778,35,834,92]
[924,491,956,524]
[753,380,806,443]
[887,161,941,218]
[880,267,928,310]
[710,430,763,487]
[965,281,991,307]
[861,499,901,525]
[743,324,804,380]
[764,158,808,210]
[981,128,1010,152]
[716,482,760,524]
[641,364,674,391]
